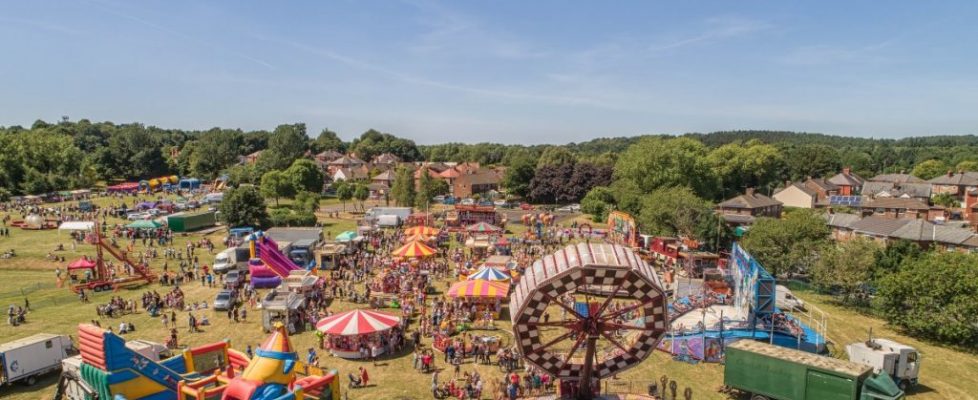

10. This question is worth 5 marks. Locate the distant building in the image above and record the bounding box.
[716,188,783,225]
[869,172,924,184]
[827,167,865,195]
[861,181,931,201]
[859,197,931,219]
[928,171,978,199]
[240,150,263,165]
[803,177,841,204]
[773,182,818,209]
[825,213,978,252]
[332,166,369,182]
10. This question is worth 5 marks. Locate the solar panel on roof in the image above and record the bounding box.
[829,195,861,206]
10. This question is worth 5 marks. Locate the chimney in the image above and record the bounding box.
[948,170,954,177]
[745,187,755,196]
[843,167,851,175]
[785,180,791,188]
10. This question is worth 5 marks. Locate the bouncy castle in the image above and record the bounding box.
[66,323,339,400]
[247,231,304,289]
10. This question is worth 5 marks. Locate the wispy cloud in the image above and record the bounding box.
[0,17,86,35]
[649,16,771,53]
[83,0,275,70]
[402,0,548,60]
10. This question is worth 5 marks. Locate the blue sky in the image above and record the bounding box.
[1,1,977,144]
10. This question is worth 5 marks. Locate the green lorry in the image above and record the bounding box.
[724,340,904,400]
[166,211,216,232]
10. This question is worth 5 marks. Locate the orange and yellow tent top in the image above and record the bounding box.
[391,239,437,258]
[402,233,432,243]
[404,225,440,236]
[447,279,510,298]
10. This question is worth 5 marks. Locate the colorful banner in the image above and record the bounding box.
[606,211,638,247]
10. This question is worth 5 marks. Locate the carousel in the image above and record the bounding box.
[316,309,403,359]
[464,266,511,282]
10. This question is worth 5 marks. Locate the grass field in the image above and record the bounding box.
[0,196,975,399]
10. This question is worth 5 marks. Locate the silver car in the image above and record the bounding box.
[214,290,234,311]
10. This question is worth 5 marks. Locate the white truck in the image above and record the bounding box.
[213,245,253,274]
[847,338,920,391]
[0,333,75,386]
[775,285,805,311]
[365,207,412,227]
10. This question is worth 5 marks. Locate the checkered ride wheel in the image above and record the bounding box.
[509,243,669,381]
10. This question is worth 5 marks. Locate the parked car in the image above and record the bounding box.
[126,211,151,221]
[460,198,476,205]
[213,290,235,311]
[224,270,244,289]
[556,204,581,213]
[519,203,534,210]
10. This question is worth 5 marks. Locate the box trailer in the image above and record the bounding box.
[724,340,904,400]
[0,333,75,386]
[167,211,217,232]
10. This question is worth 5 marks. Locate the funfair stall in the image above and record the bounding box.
[316,309,402,359]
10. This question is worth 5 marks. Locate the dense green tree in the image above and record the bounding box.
[226,164,260,187]
[501,149,536,198]
[259,170,295,205]
[740,209,830,277]
[285,159,324,193]
[812,237,880,305]
[614,137,715,198]
[354,183,369,212]
[390,166,416,207]
[873,240,922,280]
[637,187,713,238]
[188,129,244,179]
[334,181,353,212]
[293,191,321,214]
[783,144,842,181]
[415,167,436,209]
[350,129,421,161]
[259,123,309,171]
[932,192,959,208]
[311,128,346,153]
[912,159,949,180]
[581,186,616,222]
[708,140,786,198]
[876,252,978,348]
[536,146,577,169]
[956,160,978,172]
[694,212,734,253]
[608,179,644,216]
[219,186,269,229]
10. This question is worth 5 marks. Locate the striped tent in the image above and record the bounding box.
[465,222,502,233]
[315,309,401,336]
[466,266,511,282]
[391,240,437,258]
[401,233,432,243]
[404,225,440,236]
[447,280,510,298]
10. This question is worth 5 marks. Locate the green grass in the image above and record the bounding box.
[0,197,976,399]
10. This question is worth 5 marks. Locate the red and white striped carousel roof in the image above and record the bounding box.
[315,309,401,336]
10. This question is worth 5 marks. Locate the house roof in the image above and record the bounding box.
[862,182,932,199]
[823,213,861,229]
[928,172,978,186]
[805,177,840,192]
[372,170,395,181]
[328,155,365,166]
[367,182,389,191]
[870,173,924,184]
[828,171,865,187]
[439,168,461,179]
[849,216,911,237]
[719,191,782,209]
[372,153,400,164]
[775,182,817,197]
[861,197,930,210]
[720,214,755,224]
[846,215,977,245]
[334,167,369,180]
[315,150,344,161]
[458,169,503,186]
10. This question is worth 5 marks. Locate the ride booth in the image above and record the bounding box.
[315,310,402,359]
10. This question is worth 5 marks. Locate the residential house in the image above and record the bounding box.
[371,153,401,168]
[314,150,344,170]
[859,197,930,219]
[869,172,924,184]
[861,181,931,201]
[803,178,840,203]
[452,167,504,199]
[773,182,818,209]
[928,171,978,199]
[332,166,369,182]
[716,188,783,225]
[828,167,865,195]
[327,155,366,173]
[372,170,395,187]
[826,214,978,252]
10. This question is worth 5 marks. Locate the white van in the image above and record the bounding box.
[1,334,74,386]
[775,285,805,311]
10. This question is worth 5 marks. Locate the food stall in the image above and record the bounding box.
[260,290,307,333]
[446,280,509,320]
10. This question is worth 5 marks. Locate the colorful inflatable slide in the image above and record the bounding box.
[248,231,303,289]
[72,323,339,400]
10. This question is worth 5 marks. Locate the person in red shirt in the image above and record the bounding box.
[359,366,369,387]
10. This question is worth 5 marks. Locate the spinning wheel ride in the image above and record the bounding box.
[509,243,669,399]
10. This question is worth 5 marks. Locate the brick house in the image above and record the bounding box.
[828,167,865,195]
[716,188,783,225]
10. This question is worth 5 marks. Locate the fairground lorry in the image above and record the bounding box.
[846,338,920,391]
[1,333,75,387]
[724,340,904,400]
